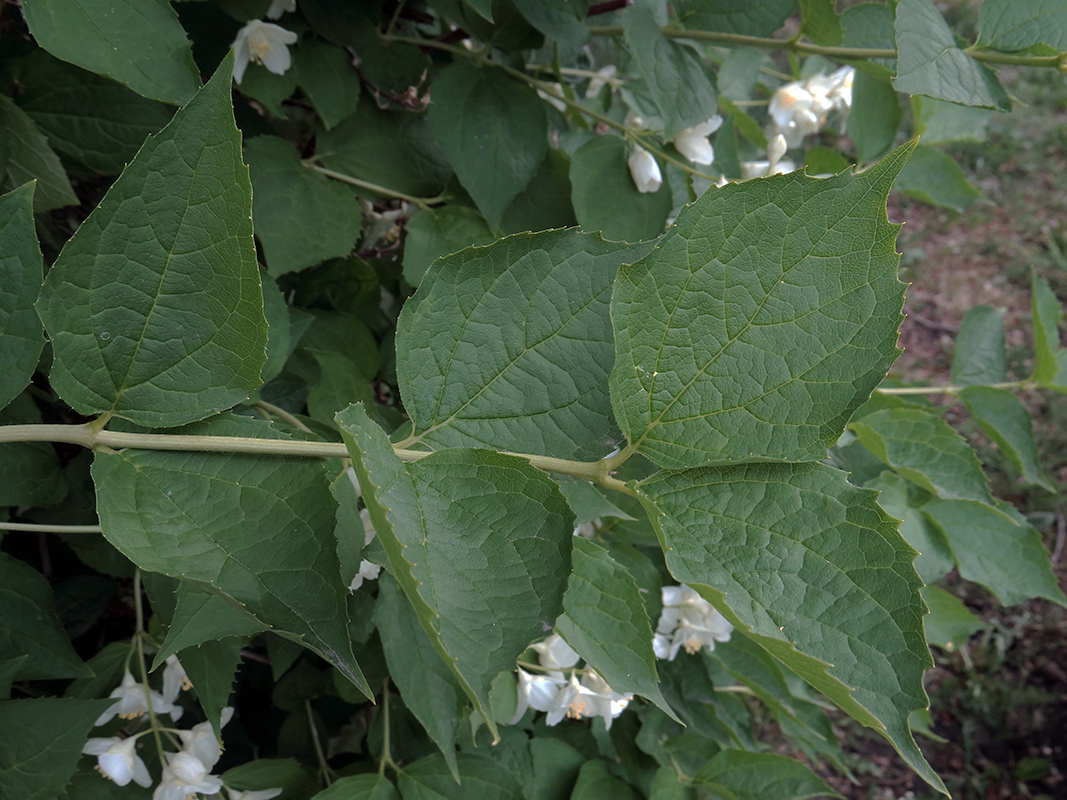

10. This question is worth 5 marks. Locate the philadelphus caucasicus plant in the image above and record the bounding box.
[3,1,1067,799]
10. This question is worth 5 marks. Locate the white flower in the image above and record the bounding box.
[739,159,797,180]
[537,83,568,113]
[654,584,733,660]
[510,667,567,724]
[95,668,182,726]
[228,789,284,800]
[266,0,295,19]
[231,21,298,85]
[177,707,234,770]
[628,146,662,193]
[154,752,223,800]
[349,508,383,591]
[767,133,788,168]
[162,655,192,705]
[585,65,618,97]
[82,736,152,788]
[768,66,854,148]
[673,115,723,165]
[530,634,580,674]
[349,559,382,591]
[512,668,631,728]
[573,521,596,538]
[579,671,632,730]
[542,673,587,726]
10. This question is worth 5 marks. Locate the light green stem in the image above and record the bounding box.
[0,423,635,496]
[588,25,1067,69]
[306,699,333,787]
[253,400,313,433]
[378,680,396,776]
[0,522,102,533]
[875,380,1030,396]
[302,163,445,210]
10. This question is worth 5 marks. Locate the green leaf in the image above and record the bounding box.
[711,637,850,776]
[397,229,650,460]
[295,38,361,129]
[676,0,798,37]
[428,61,548,229]
[803,147,850,175]
[638,462,942,793]
[977,0,1067,53]
[847,72,901,162]
[92,414,368,697]
[849,407,994,503]
[558,481,635,525]
[312,774,400,800]
[865,471,954,584]
[0,552,91,680]
[15,52,174,175]
[649,767,696,800]
[611,145,910,469]
[912,96,996,145]
[402,206,495,287]
[800,0,844,45]
[224,758,309,794]
[951,305,1007,386]
[374,573,465,780]
[306,351,375,427]
[153,581,269,666]
[399,753,523,800]
[571,759,639,800]
[298,309,380,384]
[923,499,1067,607]
[0,95,77,211]
[238,61,299,119]
[692,749,840,800]
[840,3,897,79]
[0,658,27,700]
[514,0,590,46]
[1031,272,1064,386]
[570,136,672,242]
[499,149,578,235]
[245,136,361,277]
[37,53,267,428]
[959,386,1053,491]
[717,47,767,103]
[0,184,44,412]
[463,0,494,22]
[318,104,452,199]
[527,737,586,800]
[260,271,292,384]
[893,145,980,211]
[893,0,1011,110]
[624,6,718,139]
[555,537,672,715]
[20,0,200,105]
[920,585,988,651]
[0,698,114,800]
[177,637,244,737]
[338,403,573,737]
[0,393,66,508]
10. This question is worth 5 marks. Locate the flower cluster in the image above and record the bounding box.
[82,656,282,800]
[510,634,632,729]
[768,66,854,148]
[230,0,299,85]
[653,584,733,660]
